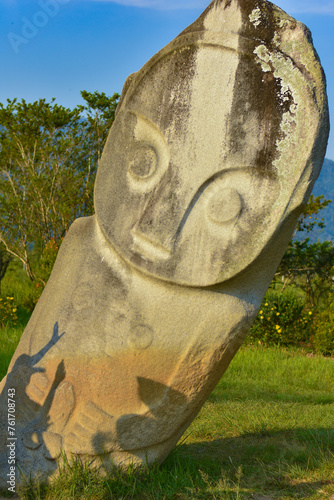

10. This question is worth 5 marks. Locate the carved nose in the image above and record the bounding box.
[131,229,172,261]
[130,182,185,261]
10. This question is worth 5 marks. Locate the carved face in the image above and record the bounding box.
[95,2,327,287]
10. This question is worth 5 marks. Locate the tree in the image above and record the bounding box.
[275,194,333,307]
[79,90,120,163]
[294,194,331,235]
[277,239,334,307]
[0,92,119,284]
[0,243,12,293]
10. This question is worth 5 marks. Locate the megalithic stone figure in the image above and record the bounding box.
[0,0,329,487]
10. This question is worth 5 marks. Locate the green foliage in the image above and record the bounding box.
[0,243,11,290]
[277,239,334,307]
[0,97,86,280]
[17,237,64,309]
[0,92,119,284]
[276,184,333,309]
[0,309,28,378]
[247,291,314,348]
[313,302,334,355]
[247,288,334,355]
[311,158,334,241]
[0,295,18,328]
[38,237,62,282]
[296,194,332,234]
[79,90,120,163]
[1,259,38,311]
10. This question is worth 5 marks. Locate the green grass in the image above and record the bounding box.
[183,346,334,499]
[0,308,30,378]
[1,260,37,310]
[1,331,333,499]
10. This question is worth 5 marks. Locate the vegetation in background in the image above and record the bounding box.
[0,296,17,328]
[246,290,334,356]
[0,304,30,380]
[308,158,334,242]
[79,90,120,164]
[276,239,334,307]
[313,304,334,356]
[0,91,119,285]
[0,243,12,293]
[294,193,331,235]
[246,290,313,347]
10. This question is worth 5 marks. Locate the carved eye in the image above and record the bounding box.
[126,111,170,192]
[206,187,242,224]
[128,143,158,180]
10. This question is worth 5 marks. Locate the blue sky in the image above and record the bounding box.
[0,0,333,160]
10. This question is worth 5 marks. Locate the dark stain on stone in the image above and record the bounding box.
[226,0,294,180]
[127,45,197,141]
[224,0,233,9]
[105,269,128,300]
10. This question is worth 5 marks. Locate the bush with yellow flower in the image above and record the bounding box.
[247,291,314,348]
[312,300,334,355]
[0,296,18,328]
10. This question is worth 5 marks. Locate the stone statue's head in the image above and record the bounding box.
[95,0,329,287]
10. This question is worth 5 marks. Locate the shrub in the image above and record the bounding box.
[22,238,62,311]
[0,296,18,328]
[247,291,313,348]
[312,304,334,355]
[38,237,61,284]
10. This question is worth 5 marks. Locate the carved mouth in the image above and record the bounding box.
[131,230,171,261]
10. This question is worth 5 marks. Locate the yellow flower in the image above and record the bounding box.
[264,303,268,307]
[275,325,280,330]
[260,316,264,320]
[259,310,263,314]
[13,308,17,312]
[276,312,280,316]
[309,311,312,315]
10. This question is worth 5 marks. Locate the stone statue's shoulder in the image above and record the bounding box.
[66,215,96,240]
[42,216,98,291]
[55,216,97,260]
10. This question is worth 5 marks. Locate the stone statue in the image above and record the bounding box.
[0,0,329,487]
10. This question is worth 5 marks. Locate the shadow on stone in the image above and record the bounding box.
[89,377,188,466]
[0,322,66,488]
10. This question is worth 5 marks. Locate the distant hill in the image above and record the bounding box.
[304,158,334,242]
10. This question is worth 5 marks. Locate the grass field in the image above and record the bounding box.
[0,310,30,380]
[1,327,333,499]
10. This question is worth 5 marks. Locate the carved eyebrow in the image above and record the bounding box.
[174,167,256,239]
[125,110,170,191]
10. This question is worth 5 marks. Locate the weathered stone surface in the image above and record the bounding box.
[0,0,329,487]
